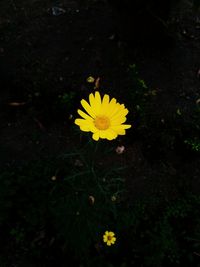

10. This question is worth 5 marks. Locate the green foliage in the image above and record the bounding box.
[115,195,200,267]
[127,63,148,112]
[58,91,76,106]
[1,144,200,266]
[127,63,157,130]
[0,141,127,265]
[184,138,200,152]
[57,91,77,113]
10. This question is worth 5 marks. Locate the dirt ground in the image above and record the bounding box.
[0,0,200,198]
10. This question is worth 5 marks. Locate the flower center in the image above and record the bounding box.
[107,235,112,240]
[94,116,110,130]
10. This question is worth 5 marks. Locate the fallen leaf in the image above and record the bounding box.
[86,76,95,83]
[33,118,46,131]
[88,195,95,205]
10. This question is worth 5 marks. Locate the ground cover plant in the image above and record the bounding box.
[0,0,200,266]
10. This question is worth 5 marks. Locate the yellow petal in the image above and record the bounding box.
[111,107,129,120]
[112,125,131,134]
[111,238,116,244]
[81,99,96,118]
[107,101,120,117]
[99,94,110,113]
[92,132,100,141]
[75,118,92,126]
[111,126,126,135]
[111,116,127,126]
[104,129,118,140]
[99,130,108,139]
[75,119,97,132]
[93,91,102,114]
[121,124,131,129]
[77,109,93,121]
[89,93,95,108]
[80,125,90,132]
[74,118,86,126]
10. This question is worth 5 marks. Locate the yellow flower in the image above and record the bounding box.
[74,91,131,141]
[86,76,95,83]
[103,231,116,246]
[111,195,117,202]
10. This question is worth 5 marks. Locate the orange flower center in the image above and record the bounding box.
[94,116,110,130]
[107,235,112,240]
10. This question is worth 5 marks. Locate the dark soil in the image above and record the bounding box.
[1,0,200,191]
[0,0,200,264]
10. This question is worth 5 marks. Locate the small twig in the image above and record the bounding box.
[8,102,26,106]
[33,117,46,132]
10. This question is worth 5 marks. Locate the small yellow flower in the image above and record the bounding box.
[103,231,116,246]
[111,195,117,202]
[86,76,95,83]
[51,176,57,181]
[74,91,131,141]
